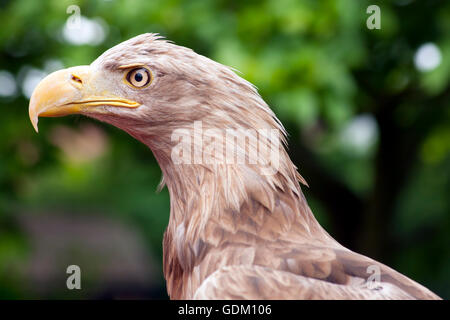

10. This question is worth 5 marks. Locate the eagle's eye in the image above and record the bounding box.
[125,67,152,89]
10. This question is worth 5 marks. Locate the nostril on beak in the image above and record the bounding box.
[71,74,82,84]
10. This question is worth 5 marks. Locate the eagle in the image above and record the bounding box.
[28,34,440,300]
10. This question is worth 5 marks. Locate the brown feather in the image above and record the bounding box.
[69,34,441,300]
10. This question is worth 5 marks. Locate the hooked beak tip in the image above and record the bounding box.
[29,105,39,133]
[32,118,39,133]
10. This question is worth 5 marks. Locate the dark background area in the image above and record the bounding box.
[0,0,449,299]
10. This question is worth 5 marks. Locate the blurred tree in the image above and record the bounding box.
[0,0,448,298]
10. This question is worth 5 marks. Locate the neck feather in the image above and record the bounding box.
[126,124,332,299]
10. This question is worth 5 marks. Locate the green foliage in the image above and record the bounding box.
[0,0,449,299]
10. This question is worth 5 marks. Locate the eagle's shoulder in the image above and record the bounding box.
[192,264,416,300]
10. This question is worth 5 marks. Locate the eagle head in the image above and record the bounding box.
[29,33,284,162]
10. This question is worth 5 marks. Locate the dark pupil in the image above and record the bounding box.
[134,72,143,82]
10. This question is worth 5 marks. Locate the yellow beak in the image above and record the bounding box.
[28,65,140,132]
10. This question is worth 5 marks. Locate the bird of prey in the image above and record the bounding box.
[29,34,440,300]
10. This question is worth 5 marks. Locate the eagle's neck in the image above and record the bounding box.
[139,133,331,298]
[146,133,318,232]
[120,74,330,297]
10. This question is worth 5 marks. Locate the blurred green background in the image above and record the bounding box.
[0,0,449,299]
